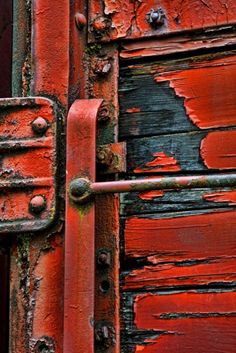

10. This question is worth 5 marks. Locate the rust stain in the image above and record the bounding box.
[203,190,236,205]
[134,152,181,173]
[155,56,236,129]
[200,131,236,169]
[126,107,141,113]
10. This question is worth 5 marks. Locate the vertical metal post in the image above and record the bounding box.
[64,99,103,353]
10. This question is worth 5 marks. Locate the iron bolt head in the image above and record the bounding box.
[75,12,87,30]
[97,250,111,266]
[32,117,48,135]
[29,195,46,214]
[69,178,92,204]
[146,8,166,27]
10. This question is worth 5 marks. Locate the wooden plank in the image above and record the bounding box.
[124,210,236,262]
[121,187,236,215]
[88,0,236,42]
[119,53,236,139]
[126,130,236,173]
[130,290,236,353]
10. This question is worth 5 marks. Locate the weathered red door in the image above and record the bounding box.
[65,2,236,353]
[2,1,236,353]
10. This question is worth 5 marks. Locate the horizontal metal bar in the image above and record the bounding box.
[69,173,236,204]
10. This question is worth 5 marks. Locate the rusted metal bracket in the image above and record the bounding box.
[64,99,103,353]
[69,173,236,204]
[0,97,58,234]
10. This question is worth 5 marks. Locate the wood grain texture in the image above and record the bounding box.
[126,130,236,173]
[120,187,236,215]
[89,0,236,42]
[119,53,236,139]
[132,290,236,353]
[124,210,236,262]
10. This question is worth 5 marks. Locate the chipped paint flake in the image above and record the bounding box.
[203,190,236,205]
[155,56,236,130]
[200,130,236,169]
[134,152,181,173]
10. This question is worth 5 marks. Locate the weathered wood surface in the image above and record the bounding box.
[89,0,236,42]
[121,289,236,353]
[120,188,236,215]
[119,51,236,353]
[126,130,236,173]
[119,52,236,138]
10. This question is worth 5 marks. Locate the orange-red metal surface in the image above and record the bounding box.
[89,0,236,42]
[0,97,57,233]
[64,99,103,353]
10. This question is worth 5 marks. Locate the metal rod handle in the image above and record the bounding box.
[69,173,236,204]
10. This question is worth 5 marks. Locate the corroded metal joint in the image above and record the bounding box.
[69,178,93,204]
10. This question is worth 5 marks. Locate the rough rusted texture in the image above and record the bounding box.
[0,0,12,98]
[69,0,87,104]
[0,246,9,352]
[95,193,120,353]
[0,97,57,233]
[9,233,63,353]
[86,44,119,145]
[31,0,69,106]
[97,142,127,174]
[89,0,236,42]
[64,99,102,353]
[9,1,70,352]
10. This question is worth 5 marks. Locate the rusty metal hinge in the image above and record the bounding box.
[0,97,58,234]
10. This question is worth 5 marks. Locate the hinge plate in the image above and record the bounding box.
[0,97,58,234]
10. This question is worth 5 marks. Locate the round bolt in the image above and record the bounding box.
[75,12,87,30]
[69,178,92,204]
[146,8,166,27]
[29,195,46,214]
[32,117,48,135]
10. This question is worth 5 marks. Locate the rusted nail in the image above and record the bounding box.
[94,58,111,76]
[32,117,48,135]
[146,8,166,27]
[97,250,111,266]
[29,195,46,214]
[75,12,87,30]
[97,102,110,123]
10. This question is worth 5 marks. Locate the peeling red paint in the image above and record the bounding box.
[200,131,236,169]
[89,0,236,42]
[139,190,164,201]
[155,56,236,129]
[126,107,141,113]
[124,257,236,290]
[203,190,236,205]
[125,210,236,262]
[134,152,181,173]
[133,291,236,353]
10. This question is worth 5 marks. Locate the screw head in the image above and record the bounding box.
[146,8,165,27]
[32,117,48,135]
[75,12,87,30]
[29,195,46,214]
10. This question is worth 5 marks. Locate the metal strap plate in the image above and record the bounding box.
[0,97,58,234]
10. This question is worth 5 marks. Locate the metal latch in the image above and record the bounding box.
[0,97,58,234]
